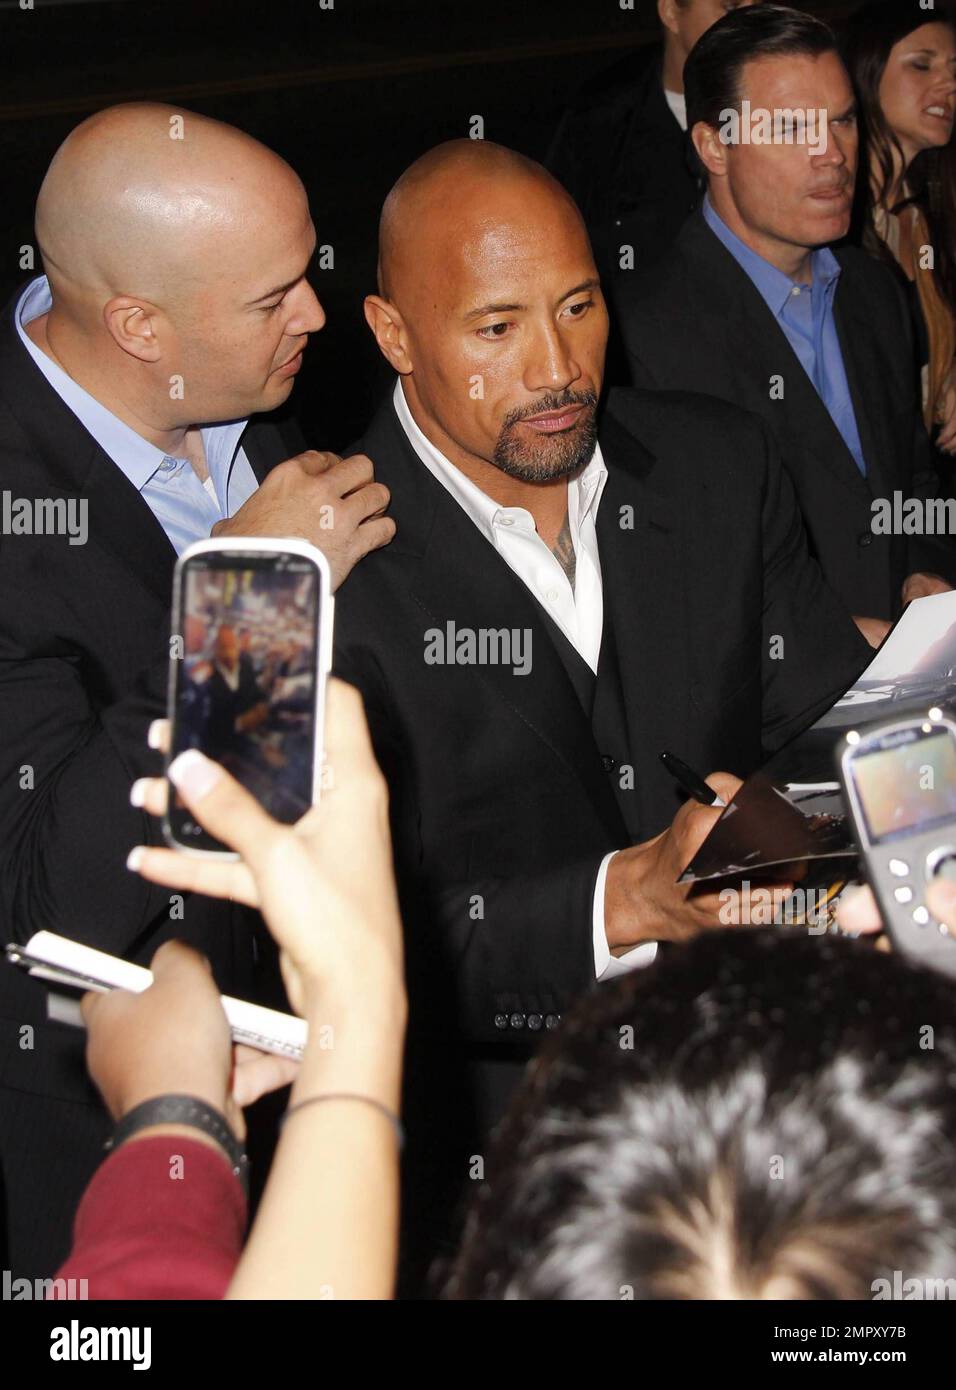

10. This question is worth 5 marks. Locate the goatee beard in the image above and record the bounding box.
[492,390,598,483]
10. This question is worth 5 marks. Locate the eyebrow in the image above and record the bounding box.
[832,102,858,121]
[247,239,318,306]
[463,278,601,321]
[464,299,523,321]
[248,275,304,306]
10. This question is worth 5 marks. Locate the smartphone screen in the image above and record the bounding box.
[166,546,324,853]
[849,726,956,846]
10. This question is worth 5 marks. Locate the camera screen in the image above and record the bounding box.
[851,729,956,846]
[169,553,320,845]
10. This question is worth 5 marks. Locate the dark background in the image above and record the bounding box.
[1,0,854,448]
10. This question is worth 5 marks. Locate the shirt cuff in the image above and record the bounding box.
[592,850,659,980]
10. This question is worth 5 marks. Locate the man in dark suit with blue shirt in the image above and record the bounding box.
[0,102,392,1278]
[617,5,956,635]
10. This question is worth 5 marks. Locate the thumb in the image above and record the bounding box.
[926,877,956,929]
[148,938,214,982]
[705,771,742,805]
[167,750,283,867]
[80,989,103,1027]
[835,884,883,936]
[295,449,340,475]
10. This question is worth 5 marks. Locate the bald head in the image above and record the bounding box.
[367,139,607,491]
[30,103,324,430]
[378,139,584,305]
[37,103,303,310]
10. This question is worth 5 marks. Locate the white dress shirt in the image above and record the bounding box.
[392,379,656,979]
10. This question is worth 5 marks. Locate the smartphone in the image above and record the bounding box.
[838,712,956,975]
[165,537,332,857]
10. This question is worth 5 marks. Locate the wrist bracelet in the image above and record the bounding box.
[281,1092,404,1148]
[106,1094,250,1193]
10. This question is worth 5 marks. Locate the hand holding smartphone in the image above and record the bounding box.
[165,538,332,857]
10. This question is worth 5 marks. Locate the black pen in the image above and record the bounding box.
[659,750,727,809]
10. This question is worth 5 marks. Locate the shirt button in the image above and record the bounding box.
[527,1013,543,1031]
[601,754,618,772]
[858,532,873,548]
[546,589,560,603]
[509,1012,526,1030]
[498,516,514,527]
[544,1013,561,1031]
[493,1013,509,1030]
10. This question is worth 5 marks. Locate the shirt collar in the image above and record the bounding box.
[812,245,843,298]
[663,88,688,133]
[702,196,842,318]
[392,378,607,545]
[15,275,248,493]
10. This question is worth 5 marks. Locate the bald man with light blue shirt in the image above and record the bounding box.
[16,276,260,553]
[0,102,393,1281]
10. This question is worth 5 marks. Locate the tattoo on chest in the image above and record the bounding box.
[551,513,577,592]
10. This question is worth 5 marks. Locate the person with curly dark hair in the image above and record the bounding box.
[448,925,956,1300]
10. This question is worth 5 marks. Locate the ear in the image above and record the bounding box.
[364,294,412,374]
[657,0,680,39]
[102,296,164,364]
[692,121,730,183]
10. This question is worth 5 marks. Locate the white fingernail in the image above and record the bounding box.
[147,720,165,750]
[168,749,221,799]
[130,779,149,808]
[126,846,145,871]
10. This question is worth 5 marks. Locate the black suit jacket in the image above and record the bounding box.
[546,43,701,286]
[618,212,956,621]
[334,388,869,1283]
[546,43,701,392]
[335,390,870,1039]
[0,292,295,1276]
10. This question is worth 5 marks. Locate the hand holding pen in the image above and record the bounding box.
[659,750,728,809]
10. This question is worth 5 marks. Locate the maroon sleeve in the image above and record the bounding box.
[52,1134,247,1300]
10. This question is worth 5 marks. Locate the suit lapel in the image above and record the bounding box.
[81,417,291,605]
[733,283,872,500]
[0,295,293,610]
[685,220,872,501]
[832,279,893,498]
[80,448,178,605]
[597,405,692,831]
[240,417,287,485]
[410,489,628,844]
[68,416,292,608]
[0,305,177,607]
[365,400,628,843]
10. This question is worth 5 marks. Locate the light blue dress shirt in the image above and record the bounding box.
[16,276,259,553]
[703,198,868,477]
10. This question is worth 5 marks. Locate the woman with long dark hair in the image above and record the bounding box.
[843,2,956,457]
